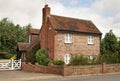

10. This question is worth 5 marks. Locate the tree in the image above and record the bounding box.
[117,41,120,55]
[0,18,31,58]
[101,30,118,54]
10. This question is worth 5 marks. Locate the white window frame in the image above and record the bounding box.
[88,55,94,60]
[88,36,94,44]
[64,54,71,64]
[29,35,31,43]
[88,55,94,63]
[65,33,72,43]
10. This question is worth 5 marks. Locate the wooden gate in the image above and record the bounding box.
[0,59,21,70]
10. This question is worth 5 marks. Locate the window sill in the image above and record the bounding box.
[65,42,72,44]
[88,43,94,45]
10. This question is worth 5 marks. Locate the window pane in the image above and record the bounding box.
[65,34,72,43]
[88,36,94,44]
[64,54,71,64]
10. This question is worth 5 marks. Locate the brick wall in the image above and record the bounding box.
[31,35,39,43]
[54,32,101,60]
[63,65,102,76]
[22,62,63,75]
[22,62,120,76]
[40,19,55,59]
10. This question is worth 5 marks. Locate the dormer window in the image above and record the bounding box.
[88,36,94,44]
[65,33,72,43]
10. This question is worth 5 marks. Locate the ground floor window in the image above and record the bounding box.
[64,54,71,64]
[87,55,94,63]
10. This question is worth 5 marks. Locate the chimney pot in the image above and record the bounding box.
[42,5,50,25]
[45,4,48,7]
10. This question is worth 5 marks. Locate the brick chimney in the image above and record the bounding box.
[42,4,50,25]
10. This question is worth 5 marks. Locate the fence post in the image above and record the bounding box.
[20,59,21,69]
[11,59,14,70]
[102,63,105,74]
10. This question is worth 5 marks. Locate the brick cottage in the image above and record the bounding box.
[40,5,102,64]
[17,5,102,64]
[19,5,120,76]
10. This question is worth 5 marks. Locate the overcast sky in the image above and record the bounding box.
[0,0,120,37]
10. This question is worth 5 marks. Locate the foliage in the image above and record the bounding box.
[100,30,120,64]
[35,49,50,66]
[0,18,31,57]
[4,53,14,59]
[10,55,17,60]
[52,60,65,65]
[70,55,89,65]
[26,43,40,64]
[70,54,120,65]
[117,41,120,55]
[101,30,118,54]
[96,53,120,64]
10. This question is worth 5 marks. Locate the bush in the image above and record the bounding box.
[52,60,65,65]
[69,53,120,65]
[96,53,120,64]
[35,49,50,66]
[70,55,89,65]
[26,43,40,64]
[26,50,36,64]
[4,53,13,59]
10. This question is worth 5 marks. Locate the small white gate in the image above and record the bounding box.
[0,59,21,70]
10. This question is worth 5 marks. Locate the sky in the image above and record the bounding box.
[0,0,120,37]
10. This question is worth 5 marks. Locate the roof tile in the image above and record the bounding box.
[29,29,40,35]
[17,42,30,51]
[49,15,101,34]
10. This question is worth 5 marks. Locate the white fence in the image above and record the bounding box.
[0,59,21,70]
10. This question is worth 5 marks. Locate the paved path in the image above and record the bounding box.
[0,70,120,81]
[0,70,62,81]
[30,74,120,81]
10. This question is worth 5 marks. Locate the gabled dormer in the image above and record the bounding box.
[28,29,40,43]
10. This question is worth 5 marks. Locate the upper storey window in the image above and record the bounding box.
[65,34,72,43]
[88,36,94,44]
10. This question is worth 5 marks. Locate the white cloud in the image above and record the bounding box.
[91,0,120,37]
[0,0,119,37]
[0,0,45,28]
[92,0,120,14]
[69,0,79,5]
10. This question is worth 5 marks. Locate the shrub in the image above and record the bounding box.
[4,53,13,59]
[52,60,65,65]
[70,53,120,65]
[26,43,40,64]
[96,53,120,64]
[70,55,89,65]
[35,49,51,66]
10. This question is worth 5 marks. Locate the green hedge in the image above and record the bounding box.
[96,53,120,64]
[70,53,120,65]
[70,55,89,65]
[35,49,51,66]
[52,60,65,66]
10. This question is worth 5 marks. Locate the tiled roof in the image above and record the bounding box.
[17,42,30,51]
[29,29,40,35]
[49,15,102,34]
[17,39,40,52]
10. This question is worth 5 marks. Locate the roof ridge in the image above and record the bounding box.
[30,28,40,30]
[50,14,91,21]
